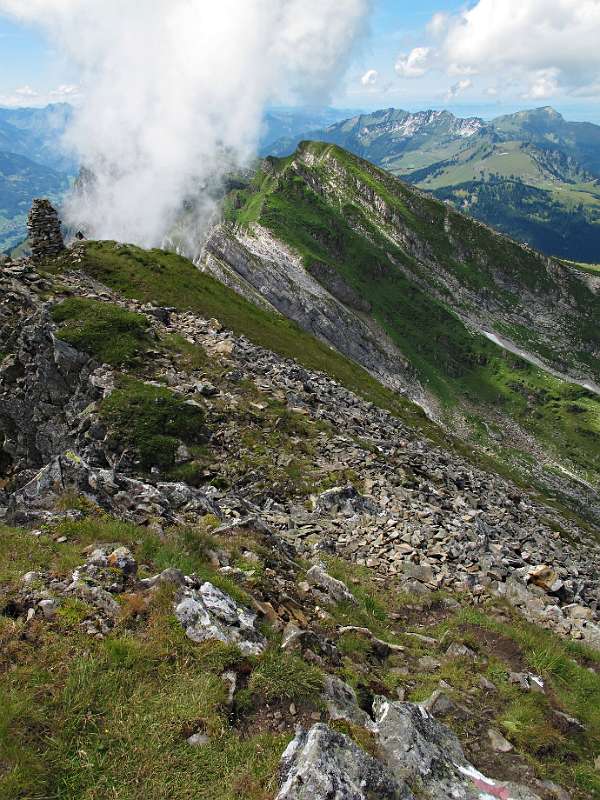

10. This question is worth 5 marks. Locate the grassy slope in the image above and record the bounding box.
[47,241,435,439]
[2,518,599,799]
[225,143,600,485]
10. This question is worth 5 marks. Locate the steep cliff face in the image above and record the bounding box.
[204,142,600,504]
[201,223,431,410]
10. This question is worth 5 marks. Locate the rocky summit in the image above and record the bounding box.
[1,193,600,800]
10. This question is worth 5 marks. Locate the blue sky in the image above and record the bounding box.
[1,0,600,123]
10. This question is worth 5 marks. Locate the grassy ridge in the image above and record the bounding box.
[226,143,600,483]
[48,240,436,438]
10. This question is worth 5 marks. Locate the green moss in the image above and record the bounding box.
[52,297,151,366]
[100,377,206,470]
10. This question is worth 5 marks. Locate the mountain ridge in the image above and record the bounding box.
[206,141,600,518]
[1,230,600,799]
[264,107,600,262]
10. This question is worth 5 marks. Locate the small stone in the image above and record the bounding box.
[305,565,356,605]
[56,536,67,544]
[221,670,237,707]
[421,690,455,717]
[418,655,441,671]
[445,642,476,659]
[479,676,496,692]
[187,732,209,747]
[175,444,192,464]
[552,709,585,734]
[21,571,41,585]
[38,598,58,619]
[528,564,559,593]
[195,381,218,397]
[487,727,514,753]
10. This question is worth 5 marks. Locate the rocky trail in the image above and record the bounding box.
[1,241,600,799]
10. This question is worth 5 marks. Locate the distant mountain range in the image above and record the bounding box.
[0,103,74,252]
[265,106,600,263]
[260,107,360,153]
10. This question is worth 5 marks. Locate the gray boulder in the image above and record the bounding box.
[315,485,377,516]
[175,581,266,656]
[277,723,412,800]
[372,697,541,800]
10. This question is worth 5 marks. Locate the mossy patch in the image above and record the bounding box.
[52,297,151,366]
[100,377,207,470]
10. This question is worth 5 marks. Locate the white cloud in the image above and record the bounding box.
[524,68,561,99]
[360,68,378,86]
[0,83,82,107]
[403,0,600,98]
[427,12,449,37]
[0,0,369,250]
[445,79,473,101]
[395,46,431,78]
[15,85,37,98]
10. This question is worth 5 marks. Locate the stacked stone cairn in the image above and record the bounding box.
[27,199,65,263]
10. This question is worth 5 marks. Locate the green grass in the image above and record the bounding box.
[0,613,287,800]
[246,650,324,705]
[0,520,293,799]
[100,376,207,470]
[440,606,600,796]
[52,297,151,366]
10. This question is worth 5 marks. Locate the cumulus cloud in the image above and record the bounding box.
[361,68,378,86]
[427,12,449,36]
[0,0,369,251]
[395,46,431,78]
[398,0,600,98]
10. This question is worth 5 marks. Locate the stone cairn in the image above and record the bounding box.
[27,199,65,263]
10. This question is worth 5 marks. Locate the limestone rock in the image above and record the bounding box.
[372,697,542,800]
[276,724,411,800]
[175,581,266,656]
[487,727,514,753]
[315,486,377,516]
[321,675,376,732]
[306,565,356,605]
